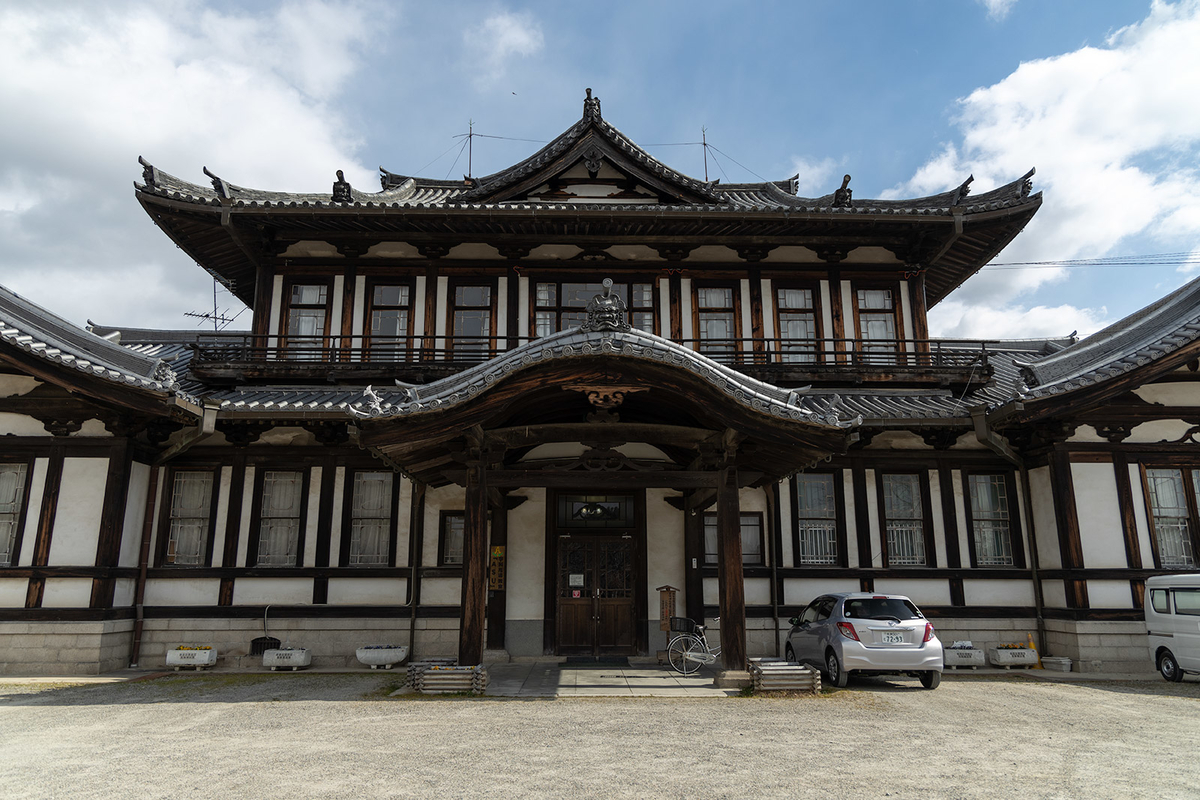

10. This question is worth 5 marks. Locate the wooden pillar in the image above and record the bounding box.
[1048,449,1088,608]
[458,460,488,665]
[91,438,133,608]
[251,263,273,336]
[715,467,746,671]
[486,496,508,651]
[683,490,705,624]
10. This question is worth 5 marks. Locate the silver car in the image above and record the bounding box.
[785,592,944,689]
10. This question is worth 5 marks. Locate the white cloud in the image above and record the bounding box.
[929,300,1109,340]
[465,11,544,89]
[1179,244,1200,274]
[888,0,1200,334]
[977,0,1019,22]
[0,1,377,328]
[789,156,839,196]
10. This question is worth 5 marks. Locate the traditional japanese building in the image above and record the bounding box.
[2,91,1198,676]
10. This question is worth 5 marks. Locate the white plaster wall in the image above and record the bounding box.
[739,278,753,356]
[963,579,1035,606]
[863,469,882,567]
[329,467,346,567]
[236,466,255,566]
[1087,579,1133,609]
[1042,579,1067,609]
[41,578,93,607]
[211,467,233,567]
[1028,466,1061,569]
[413,275,427,341]
[1066,425,1107,443]
[702,576,717,606]
[645,489,685,614]
[951,470,971,567]
[899,281,915,353]
[928,469,948,567]
[679,278,693,342]
[1128,420,1193,443]
[745,578,771,605]
[330,275,344,336]
[144,578,221,606]
[421,577,462,606]
[518,276,530,340]
[268,275,283,346]
[0,375,39,397]
[1129,463,1156,569]
[496,276,508,348]
[1071,462,1127,568]
[0,578,28,607]
[302,467,321,567]
[352,274,366,338]
[113,578,136,607]
[47,458,108,566]
[0,412,50,436]
[776,478,793,568]
[232,578,312,605]
[842,471,859,567]
[74,420,111,438]
[873,579,951,606]
[657,278,670,339]
[117,462,150,568]
[819,280,834,360]
[1133,384,1200,405]
[395,476,413,566]
[147,467,166,567]
[434,276,448,339]
[507,489,546,621]
[423,485,465,567]
[783,578,859,606]
[327,578,406,605]
[839,281,854,337]
[761,278,776,340]
[17,458,48,567]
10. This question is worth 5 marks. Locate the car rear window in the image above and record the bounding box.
[1176,589,1200,617]
[842,598,923,620]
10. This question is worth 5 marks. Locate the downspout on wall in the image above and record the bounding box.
[970,405,1047,654]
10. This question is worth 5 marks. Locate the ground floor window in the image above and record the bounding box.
[794,473,838,565]
[347,471,392,566]
[0,463,29,567]
[966,473,1016,567]
[254,470,304,567]
[703,512,764,566]
[440,512,465,566]
[164,469,215,566]
[1143,467,1199,568]
[879,473,930,566]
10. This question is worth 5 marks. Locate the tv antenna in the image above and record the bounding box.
[184,277,245,331]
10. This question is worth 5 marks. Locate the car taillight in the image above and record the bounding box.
[923,622,935,643]
[837,622,860,641]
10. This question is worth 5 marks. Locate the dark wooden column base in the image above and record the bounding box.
[458,462,488,665]
[716,467,747,671]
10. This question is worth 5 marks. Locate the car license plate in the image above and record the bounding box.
[881,631,904,645]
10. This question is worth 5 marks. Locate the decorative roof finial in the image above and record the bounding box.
[332,169,352,202]
[583,87,602,121]
[580,278,630,332]
[832,174,853,208]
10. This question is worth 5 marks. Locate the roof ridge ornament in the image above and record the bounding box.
[579,278,630,332]
[332,170,352,202]
[202,166,231,199]
[832,174,852,208]
[583,87,602,121]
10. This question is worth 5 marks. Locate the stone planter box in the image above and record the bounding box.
[356,646,409,670]
[943,648,985,669]
[1041,656,1072,672]
[166,648,217,670]
[988,647,1039,669]
[263,648,312,671]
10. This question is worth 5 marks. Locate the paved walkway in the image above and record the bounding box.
[483,661,735,697]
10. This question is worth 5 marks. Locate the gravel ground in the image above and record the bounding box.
[1,673,1198,799]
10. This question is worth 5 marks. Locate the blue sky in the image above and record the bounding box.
[3,0,1199,338]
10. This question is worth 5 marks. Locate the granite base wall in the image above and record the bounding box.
[0,620,134,675]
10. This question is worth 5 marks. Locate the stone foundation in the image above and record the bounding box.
[0,620,133,675]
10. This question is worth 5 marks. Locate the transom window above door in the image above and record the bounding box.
[534,281,654,336]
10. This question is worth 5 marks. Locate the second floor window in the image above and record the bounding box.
[0,463,29,567]
[347,471,392,566]
[776,287,819,363]
[367,284,411,360]
[856,287,898,363]
[794,473,838,565]
[164,470,214,566]
[451,284,492,357]
[1144,468,1199,568]
[255,470,304,567]
[534,281,655,336]
[881,473,927,566]
[695,285,738,355]
[284,283,330,359]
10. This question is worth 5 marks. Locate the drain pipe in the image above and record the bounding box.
[970,405,1047,654]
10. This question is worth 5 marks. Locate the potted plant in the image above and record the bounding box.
[165,645,218,670]
[356,644,409,670]
[942,641,984,669]
[262,646,312,671]
[987,643,1040,668]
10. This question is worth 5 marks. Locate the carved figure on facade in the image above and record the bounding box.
[579,278,630,332]
[332,170,353,202]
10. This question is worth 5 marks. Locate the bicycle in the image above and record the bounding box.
[666,616,721,675]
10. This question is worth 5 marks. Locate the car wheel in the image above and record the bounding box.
[785,644,796,663]
[919,670,941,690]
[1159,650,1184,683]
[826,649,848,688]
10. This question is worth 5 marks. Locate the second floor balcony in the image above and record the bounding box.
[186,333,994,389]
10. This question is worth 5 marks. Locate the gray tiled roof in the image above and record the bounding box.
[0,284,189,398]
[1016,274,1200,399]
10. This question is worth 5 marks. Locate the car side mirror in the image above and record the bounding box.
[788,617,800,626]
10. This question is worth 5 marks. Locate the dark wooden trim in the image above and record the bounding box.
[1048,450,1085,569]
[486,494,508,650]
[505,270,520,342]
[245,466,311,568]
[849,279,903,343]
[909,272,930,346]
[635,488,649,656]
[478,470,721,490]
[340,262,357,343]
[715,467,747,670]
[1065,579,1089,609]
[1112,454,1143,569]
[222,454,246,571]
[542,489,557,655]
[938,465,961,569]
[683,490,704,624]
[828,271,846,361]
[154,465,222,568]
[423,265,438,341]
[948,577,965,606]
[0,454,36,568]
[851,464,872,568]
[30,444,65,572]
[1131,578,1146,611]
[748,268,764,358]
[314,459,337,569]
[668,273,682,340]
[312,576,328,604]
[251,263,274,336]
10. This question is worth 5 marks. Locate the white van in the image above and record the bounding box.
[1145,573,1200,682]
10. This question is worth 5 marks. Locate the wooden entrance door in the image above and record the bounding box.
[556,535,637,657]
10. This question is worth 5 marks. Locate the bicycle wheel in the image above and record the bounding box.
[667,635,699,674]
[680,637,708,675]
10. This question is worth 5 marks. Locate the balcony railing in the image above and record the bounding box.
[187,334,992,386]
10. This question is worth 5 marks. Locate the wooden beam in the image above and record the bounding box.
[446,469,720,490]
[91,439,133,608]
[1112,454,1143,569]
[458,461,488,665]
[715,467,747,671]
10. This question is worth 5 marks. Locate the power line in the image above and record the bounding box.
[984,252,1200,271]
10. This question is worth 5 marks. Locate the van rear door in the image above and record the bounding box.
[1173,588,1200,671]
